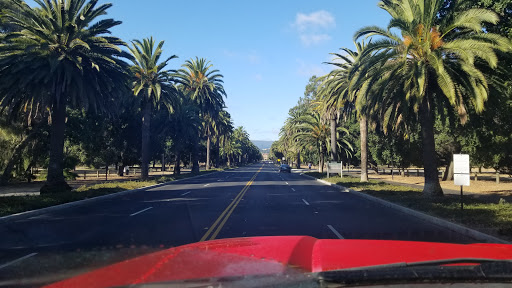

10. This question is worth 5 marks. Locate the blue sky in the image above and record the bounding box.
[31,0,391,141]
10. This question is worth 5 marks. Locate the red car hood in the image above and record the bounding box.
[46,236,512,288]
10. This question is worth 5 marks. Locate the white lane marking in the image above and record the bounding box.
[327,225,345,239]
[181,191,191,196]
[302,199,310,206]
[130,207,153,216]
[291,188,296,191]
[0,253,38,270]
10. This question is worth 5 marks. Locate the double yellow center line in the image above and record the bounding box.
[200,166,263,242]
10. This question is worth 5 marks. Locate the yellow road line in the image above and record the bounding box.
[200,166,263,242]
[209,178,253,240]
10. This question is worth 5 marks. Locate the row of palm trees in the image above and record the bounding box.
[278,0,511,198]
[272,89,354,174]
[0,0,246,193]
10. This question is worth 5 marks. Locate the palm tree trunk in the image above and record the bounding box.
[141,103,151,180]
[419,95,443,197]
[40,102,71,194]
[215,140,220,168]
[319,151,324,173]
[192,140,200,174]
[296,151,301,169]
[206,129,211,170]
[360,115,368,182]
[330,117,338,162]
[174,148,181,175]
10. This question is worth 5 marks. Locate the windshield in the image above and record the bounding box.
[1,0,511,287]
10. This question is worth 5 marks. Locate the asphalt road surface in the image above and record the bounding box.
[0,163,477,287]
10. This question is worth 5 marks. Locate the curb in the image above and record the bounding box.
[300,173,509,244]
[0,171,222,224]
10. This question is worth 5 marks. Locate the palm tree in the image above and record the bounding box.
[175,58,226,172]
[202,113,218,170]
[167,92,201,175]
[354,0,511,197]
[221,134,241,167]
[0,0,130,193]
[0,0,19,33]
[320,42,371,182]
[283,111,304,168]
[294,112,330,173]
[128,37,179,180]
[214,110,234,167]
[232,126,250,164]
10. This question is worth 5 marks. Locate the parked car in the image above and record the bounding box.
[279,164,291,173]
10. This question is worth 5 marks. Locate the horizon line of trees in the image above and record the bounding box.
[0,0,262,193]
[273,0,512,199]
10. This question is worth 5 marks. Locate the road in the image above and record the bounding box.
[0,163,476,287]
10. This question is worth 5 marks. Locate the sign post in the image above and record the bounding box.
[327,162,342,178]
[453,154,470,211]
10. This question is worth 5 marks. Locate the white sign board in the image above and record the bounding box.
[453,154,470,186]
[327,162,343,178]
[454,154,470,174]
[328,162,342,169]
[454,174,470,186]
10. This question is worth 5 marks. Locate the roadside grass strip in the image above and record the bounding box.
[0,170,219,217]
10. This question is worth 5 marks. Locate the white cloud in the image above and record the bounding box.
[293,10,335,32]
[291,10,335,46]
[300,34,332,46]
[253,74,263,81]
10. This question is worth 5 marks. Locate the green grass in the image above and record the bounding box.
[305,172,512,240]
[0,170,218,217]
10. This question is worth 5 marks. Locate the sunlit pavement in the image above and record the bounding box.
[0,163,477,287]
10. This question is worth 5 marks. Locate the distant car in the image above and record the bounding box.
[279,164,291,173]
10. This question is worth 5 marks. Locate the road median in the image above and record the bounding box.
[301,172,510,244]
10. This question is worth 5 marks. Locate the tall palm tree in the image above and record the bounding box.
[355,0,511,197]
[0,0,130,193]
[286,106,308,168]
[221,135,241,168]
[167,92,200,175]
[214,110,234,167]
[202,113,217,170]
[294,112,330,173]
[128,37,179,180]
[233,126,250,164]
[320,42,371,182]
[175,58,226,172]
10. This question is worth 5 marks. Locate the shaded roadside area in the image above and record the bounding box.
[0,167,203,197]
